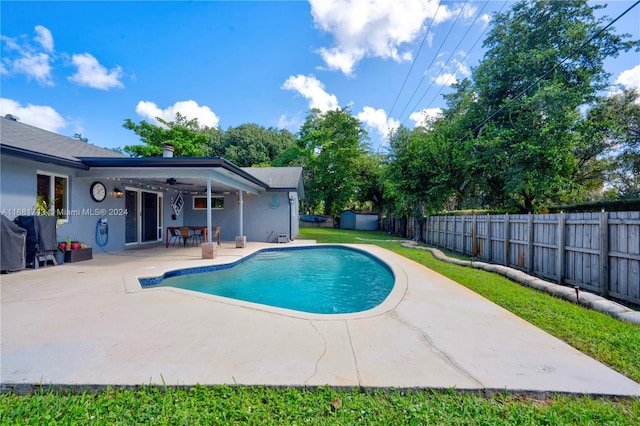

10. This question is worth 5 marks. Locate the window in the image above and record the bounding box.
[193,196,224,210]
[37,172,68,220]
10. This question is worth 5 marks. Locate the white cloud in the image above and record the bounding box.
[135,100,220,128]
[431,55,472,87]
[409,107,442,128]
[357,106,399,140]
[277,113,302,132]
[433,72,457,86]
[68,53,124,90]
[615,64,640,89]
[282,74,339,112]
[0,98,66,132]
[1,26,55,85]
[34,25,54,52]
[13,52,53,86]
[309,0,446,75]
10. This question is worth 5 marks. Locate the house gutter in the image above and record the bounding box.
[77,157,267,188]
[1,145,90,170]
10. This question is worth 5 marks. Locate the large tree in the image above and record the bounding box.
[123,113,212,157]
[220,123,296,167]
[585,88,640,198]
[297,107,369,216]
[468,0,638,211]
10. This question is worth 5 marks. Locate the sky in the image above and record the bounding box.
[1,0,639,153]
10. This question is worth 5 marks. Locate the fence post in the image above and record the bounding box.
[471,215,477,257]
[504,213,510,266]
[486,214,492,261]
[462,216,467,255]
[557,212,566,285]
[599,211,609,297]
[527,213,534,274]
[446,216,451,251]
[424,217,429,244]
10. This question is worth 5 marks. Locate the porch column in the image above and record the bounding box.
[238,190,244,236]
[206,175,212,243]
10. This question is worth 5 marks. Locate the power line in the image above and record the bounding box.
[387,1,443,118]
[396,0,470,122]
[400,0,494,125]
[466,0,640,138]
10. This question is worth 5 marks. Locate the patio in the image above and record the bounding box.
[1,241,639,396]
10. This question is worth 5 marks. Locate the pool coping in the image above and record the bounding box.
[124,243,409,321]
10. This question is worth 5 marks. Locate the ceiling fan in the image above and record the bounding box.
[148,177,194,187]
[165,178,193,186]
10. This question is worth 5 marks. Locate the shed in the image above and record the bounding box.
[339,210,379,231]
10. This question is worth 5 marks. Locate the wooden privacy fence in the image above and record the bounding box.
[397,212,639,306]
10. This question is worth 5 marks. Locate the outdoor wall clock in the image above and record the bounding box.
[90,181,107,202]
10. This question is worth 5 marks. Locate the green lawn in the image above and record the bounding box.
[1,228,639,425]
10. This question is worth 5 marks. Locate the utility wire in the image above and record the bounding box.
[388,1,443,118]
[409,0,509,124]
[466,0,640,138]
[400,0,493,125]
[397,0,470,121]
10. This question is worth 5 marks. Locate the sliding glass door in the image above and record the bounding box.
[125,188,163,245]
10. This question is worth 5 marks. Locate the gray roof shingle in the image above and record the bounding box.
[0,116,125,162]
[243,166,304,191]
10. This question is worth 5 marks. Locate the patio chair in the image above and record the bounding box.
[192,228,204,245]
[212,226,221,245]
[179,227,196,247]
[168,228,181,248]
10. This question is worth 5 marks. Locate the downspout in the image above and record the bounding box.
[289,196,292,241]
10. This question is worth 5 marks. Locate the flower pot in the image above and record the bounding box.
[71,242,81,250]
[59,243,67,251]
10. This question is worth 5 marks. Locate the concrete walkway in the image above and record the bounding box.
[1,241,639,396]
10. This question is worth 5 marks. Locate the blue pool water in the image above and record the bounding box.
[141,246,394,314]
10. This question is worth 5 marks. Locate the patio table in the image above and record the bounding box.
[165,226,220,248]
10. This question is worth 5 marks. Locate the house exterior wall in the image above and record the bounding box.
[2,154,302,250]
[0,156,126,251]
[0,156,38,218]
[243,191,295,243]
[183,191,298,243]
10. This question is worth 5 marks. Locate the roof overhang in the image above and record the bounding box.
[1,144,89,170]
[76,157,267,195]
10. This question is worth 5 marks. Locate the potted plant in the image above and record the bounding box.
[65,236,71,251]
[34,195,50,215]
[71,241,81,250]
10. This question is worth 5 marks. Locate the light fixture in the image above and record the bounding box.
[113,188,123,198]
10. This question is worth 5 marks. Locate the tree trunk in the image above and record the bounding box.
[413,216,423,242]
[412,202,425,242]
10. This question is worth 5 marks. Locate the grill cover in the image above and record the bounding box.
[1,215,26,272]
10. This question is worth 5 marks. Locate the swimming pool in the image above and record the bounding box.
[140,245,395,314]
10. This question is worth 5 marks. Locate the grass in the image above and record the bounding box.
[1,385,639,425]
[2,227,639,425]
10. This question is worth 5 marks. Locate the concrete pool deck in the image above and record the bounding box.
[1,241,639,397]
